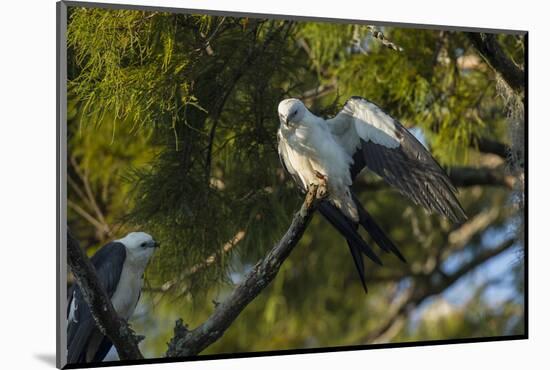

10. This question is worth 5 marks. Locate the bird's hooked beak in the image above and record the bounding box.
[280,114,289,127]
[152,239,160,249]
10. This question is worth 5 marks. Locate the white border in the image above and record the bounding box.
[1,0,546,369]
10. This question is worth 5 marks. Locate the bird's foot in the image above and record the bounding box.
[300,182,328,217]
[316,183,328,199]
[301,184,316,217]
[308,182,328,200]
[311,172,329,200]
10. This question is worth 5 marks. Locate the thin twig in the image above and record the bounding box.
[150,230,247,294]
[69,155,112,236]
[68,200,110,236]
[366,26,403,52]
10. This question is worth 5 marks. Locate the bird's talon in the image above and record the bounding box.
[316,185,328,199]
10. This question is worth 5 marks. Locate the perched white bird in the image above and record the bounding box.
[67,232,159,364]
[277,96,466,291]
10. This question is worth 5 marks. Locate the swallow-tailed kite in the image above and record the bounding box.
[277,96,467,291]
[67,232,158,364]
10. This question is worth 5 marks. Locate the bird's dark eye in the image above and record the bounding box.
[293,109,298,115]
[140,242,146,248]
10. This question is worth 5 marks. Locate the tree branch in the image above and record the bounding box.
[67,200,110,238]
[165,185,322,357]
[68,155,112,239]
[353,165,516,192]
[473,137,511,159]
[67,230,144,360]
[447,166,516,189]
[299,81,337,103]
[440,238,516,288]
[147,230,247,294]
[363,238,516,343]
[467,33,524,93]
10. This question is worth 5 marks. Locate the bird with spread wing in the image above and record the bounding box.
[277,96,467,292]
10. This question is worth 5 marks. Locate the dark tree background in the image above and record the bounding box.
[66,6,525,359]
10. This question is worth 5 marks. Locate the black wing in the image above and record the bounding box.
[67,242,126,364]
[328,97,467,224]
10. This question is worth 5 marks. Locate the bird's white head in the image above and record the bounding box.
[117,231,158,265]
[278,98,307,127]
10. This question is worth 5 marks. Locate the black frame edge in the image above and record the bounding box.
[58,2,529,369]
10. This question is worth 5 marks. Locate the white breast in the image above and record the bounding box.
[281,117,353,185]
[279,115,358,221]
[110,261,144,320]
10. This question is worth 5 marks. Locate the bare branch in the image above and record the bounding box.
[299,81,337,103]
[446,208,500,250]
[366,26,403,52]
[165,185,322,357]
[442,238,516,287]
[67,231,144,360]
[363,238,516,343]
[149,230,246,294]
[68,200,111,237]
[474,137,511,159]
[448,166,516,189]
[69,155,112,237]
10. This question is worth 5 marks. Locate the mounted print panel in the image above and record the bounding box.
[57,1,527,368]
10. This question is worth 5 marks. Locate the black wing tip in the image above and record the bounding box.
[424,204,467,225]
[456,203,469,223]
[441,194,468,225]
[450,211,469,225]
[421,178,468,226]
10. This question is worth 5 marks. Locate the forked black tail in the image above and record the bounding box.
[317,193,406,293]
[352,193,407,263]
[318,201,380,293]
